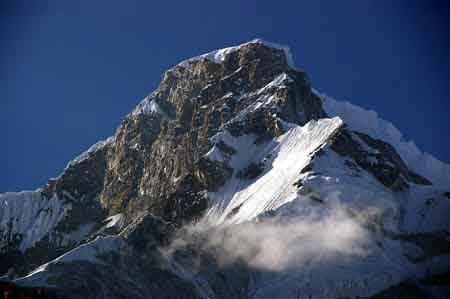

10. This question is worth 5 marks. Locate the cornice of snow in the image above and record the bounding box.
[174,38,297,70]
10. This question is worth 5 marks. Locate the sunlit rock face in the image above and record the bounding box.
[98,40,325,221]
[1,40,450,299]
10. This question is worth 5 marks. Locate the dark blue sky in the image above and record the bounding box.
[2,1,450,192]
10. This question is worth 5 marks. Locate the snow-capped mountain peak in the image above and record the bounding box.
[1,40,449,299]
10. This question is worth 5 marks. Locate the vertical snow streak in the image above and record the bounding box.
[207,117,343,224]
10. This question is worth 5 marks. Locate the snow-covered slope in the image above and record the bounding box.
[206,117,343,224]
[0,191,69,252]
[317,90,450,187]
[16,236,123,287]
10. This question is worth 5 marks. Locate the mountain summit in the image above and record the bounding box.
[1,39,450,298]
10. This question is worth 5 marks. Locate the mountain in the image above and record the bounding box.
[1,39,450,298]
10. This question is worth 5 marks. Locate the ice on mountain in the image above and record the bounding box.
[207,117,343,224]
[315,89,450,187]
[257,73,293,95]
[132,96,172,118]
[105,213,125,229]
[0,191,69,251]
[16,236,123,286]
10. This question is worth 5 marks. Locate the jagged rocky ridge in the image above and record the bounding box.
[1,39,450,298]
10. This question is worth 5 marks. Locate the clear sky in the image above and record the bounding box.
[2,1,450,192]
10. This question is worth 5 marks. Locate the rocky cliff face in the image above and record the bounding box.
[1,39,450,298]
[98,41,326,224]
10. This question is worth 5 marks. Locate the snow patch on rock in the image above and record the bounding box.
[68,136,114,168]
[132,96,172,118]
[105,213,125,229]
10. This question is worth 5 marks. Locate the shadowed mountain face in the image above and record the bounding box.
[1,40,450,299]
